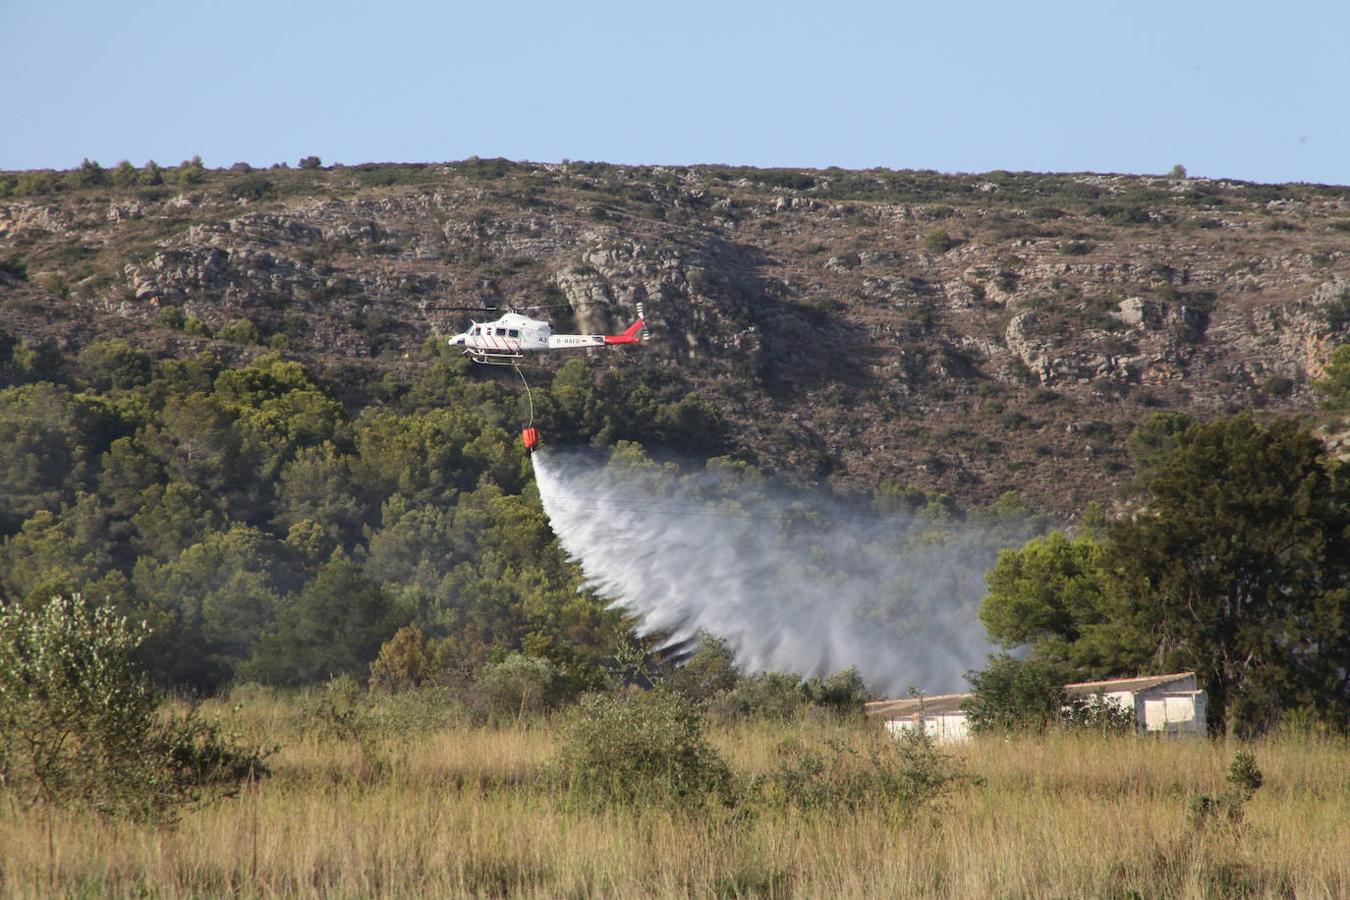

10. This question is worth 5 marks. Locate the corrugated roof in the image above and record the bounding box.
[1064,672,1195,695]
[865,692,971,718]
[866,673,1198,719]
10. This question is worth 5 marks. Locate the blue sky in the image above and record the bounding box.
[4,0,1347,184]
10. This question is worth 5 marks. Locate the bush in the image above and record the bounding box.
[805,666,870,717]
[558,690,735,807]
[0,595,268,821]
[1189,749,1263,829]
[760,729,969,817]
[667,631,740,704]
[177,155,206,186]
[476,652,559,724]
[369,623,438,692]
[708,671,808,723]
[0,256,27,281]
[155,304,186,329]
[963,654,1067,734]
[1062,692,1136,733]
[216,316,260,344]
[299,156,322,170]
[923,229,956,254]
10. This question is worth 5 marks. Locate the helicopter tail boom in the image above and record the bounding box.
[603,317,645,345]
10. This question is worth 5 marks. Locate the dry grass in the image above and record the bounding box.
[1,696,1346,898]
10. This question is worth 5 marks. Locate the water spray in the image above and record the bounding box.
[530,448,1036,694]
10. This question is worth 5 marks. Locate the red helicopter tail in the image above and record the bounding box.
[603,303,647,345]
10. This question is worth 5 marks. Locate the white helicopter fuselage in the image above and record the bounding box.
[448,308,644,364]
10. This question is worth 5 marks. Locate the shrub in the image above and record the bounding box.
[298,156,322,170]
[557,690,735,807]
[1061,692,1136,733]
[177,155,206,186]
[760,729,969,817]
[1059,240,1095,256]
[667,631,740,704]
[1189,749,1263,829]
[0,595,267,821]
[476,652,558,724]
[369,623,438,693]
[963,654,1067,734]
[708,671,807,723]
[155,304,186,329]
[923,229,956,254]
[216,316,260,344]
[0,256,27,281]
[805,666,870,717]
[231,175,275,201]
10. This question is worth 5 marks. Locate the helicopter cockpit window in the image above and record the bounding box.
[507,329,520,338]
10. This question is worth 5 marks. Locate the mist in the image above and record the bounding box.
[531,448,1041,696]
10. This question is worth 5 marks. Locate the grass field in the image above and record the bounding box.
[1,690,1346,898]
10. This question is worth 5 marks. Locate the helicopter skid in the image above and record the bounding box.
[465,349,525,365]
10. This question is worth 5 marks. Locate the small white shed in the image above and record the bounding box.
[865,693,973,744]
[1065,672,1207,736]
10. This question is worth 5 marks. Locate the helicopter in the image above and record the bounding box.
[447,302,646,365]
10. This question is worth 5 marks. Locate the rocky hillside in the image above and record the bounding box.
[2,160,1348,515]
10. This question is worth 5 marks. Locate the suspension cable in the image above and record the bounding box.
[513,363,535,428]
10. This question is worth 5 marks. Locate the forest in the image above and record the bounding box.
[0,326,753,692]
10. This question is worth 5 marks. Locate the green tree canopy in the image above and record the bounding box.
[244,558,405,686]
[980,531,1150,679]
[1108,414,1350,734]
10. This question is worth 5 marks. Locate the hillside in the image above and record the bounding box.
[3,160,1349,514]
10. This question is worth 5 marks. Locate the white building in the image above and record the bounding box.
[866,693,973,744]
[1064,672,1207,736]
[866,672,1207,741]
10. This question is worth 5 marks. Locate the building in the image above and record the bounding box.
[866,672,1207,741]
[865,693,973,744]
[1064,672,1207,736]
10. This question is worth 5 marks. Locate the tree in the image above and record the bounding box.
[1125,411,1194,492]
[76,339,153,391]
[369,623,438,692]
[980,531,1150,679]
[668,631,741,703]
[1315,343,1350,413]
[177,155,206,186]
[111,160,139,188]
[1109,415,1350,734]
[130,524,294,688]
[66,158,107,189]
[476,652,559,723]
[963,654,1068,734]
[298,155,322,170]
[244,558,405,685]
[139,160,164,186]
[0,595,265,820]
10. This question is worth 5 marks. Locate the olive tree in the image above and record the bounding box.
[0,594,266,820]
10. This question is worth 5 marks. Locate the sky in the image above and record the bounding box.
[3,0,1348,184]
